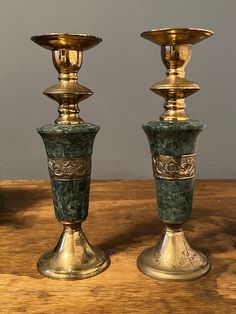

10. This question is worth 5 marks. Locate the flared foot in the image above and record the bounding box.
[37,222,110,280]
[137,225,210,281]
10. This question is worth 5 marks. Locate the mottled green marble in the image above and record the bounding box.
[51,179,90,221]
[38,123,99,222]
[143,120,204,223]
[143,120,205,155]
[37,123,99,158]
[156,178,193,222]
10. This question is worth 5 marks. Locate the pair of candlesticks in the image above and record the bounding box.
[31,27,213,281]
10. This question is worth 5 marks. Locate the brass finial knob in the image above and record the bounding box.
[141,28,213,121]
[31,33,102,124]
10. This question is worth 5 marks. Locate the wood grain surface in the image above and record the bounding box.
[0,180,235,313]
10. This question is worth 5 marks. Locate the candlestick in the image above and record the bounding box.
[31,33,110,280]
[137,28,213,281]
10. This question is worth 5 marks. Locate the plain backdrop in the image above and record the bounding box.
[0,0,234,179]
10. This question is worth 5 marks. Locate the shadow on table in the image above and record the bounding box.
[0,187,51,228]
[99,206,236,258]
[99,218,162,255]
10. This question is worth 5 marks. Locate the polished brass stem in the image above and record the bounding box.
[141,28,213,121]
[31,33,102,124]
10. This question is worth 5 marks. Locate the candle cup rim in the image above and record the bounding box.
[141,27,213,46]
[31,33,102,51]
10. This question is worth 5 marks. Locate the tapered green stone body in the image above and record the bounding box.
[143,120,205,223]
[38,123,99,222]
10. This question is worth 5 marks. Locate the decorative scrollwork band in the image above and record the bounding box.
[48,156,91,181]
[152,154,196,180]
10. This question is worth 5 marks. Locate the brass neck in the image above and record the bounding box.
[43,49,92,125]
[61,221,83,231]
[151,44,199,121]
[165,222,183,232]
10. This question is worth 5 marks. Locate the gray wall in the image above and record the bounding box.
[0,0,234,179]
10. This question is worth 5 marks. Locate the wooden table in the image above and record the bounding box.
[0,180,235,313]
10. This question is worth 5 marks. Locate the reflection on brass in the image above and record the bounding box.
[141,28,213,121]
[31,33,102,124]
[37,222,110,280]
[152,154,196,180]
[48,157,91,181]
[137,224,210,281]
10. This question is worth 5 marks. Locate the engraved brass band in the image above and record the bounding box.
[152,154,196,180]
[48,156,91,181]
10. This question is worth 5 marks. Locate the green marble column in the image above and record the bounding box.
[38,123,99,222]
[143,120,205,223]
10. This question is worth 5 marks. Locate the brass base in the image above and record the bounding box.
[37,222,110,280]
[137,225,210,281]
